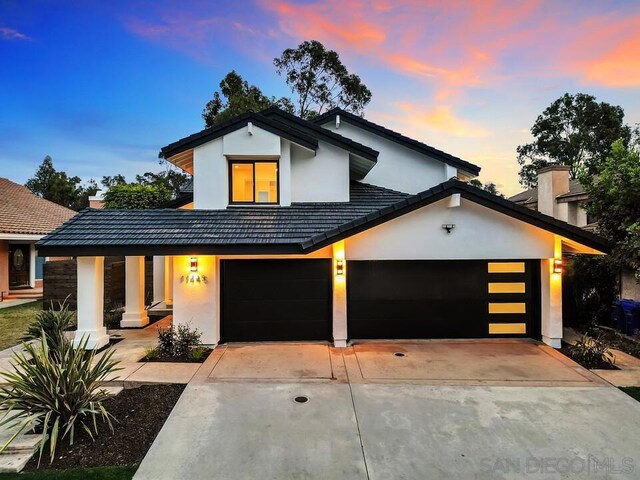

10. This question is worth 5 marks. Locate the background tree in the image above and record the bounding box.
[25,156,97,211]
[469,179,505,197]
[516,93,630,188]
[202,71,293,127]
[102,184,171,209]
[581,137,640,279]
[274,40,372,119]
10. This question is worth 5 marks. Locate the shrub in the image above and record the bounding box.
[104,303,125,330]
[23,300,75,354]
[569,334,616,368]
[143,346,159,361]
[155,323,202,360]
[0,333,120,465]
[189,346,208,362]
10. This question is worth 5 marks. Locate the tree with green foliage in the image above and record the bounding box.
[202,71,293,128]
[469,179,504,197]
[25,156,97,211]
[517,93,631,188]
[581,138,640,279]
[102,184,171,209]
[274,40,372,119]
[135,167,189,199]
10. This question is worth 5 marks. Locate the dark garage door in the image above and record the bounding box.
[221,259,332,342]
[347,260,539,340]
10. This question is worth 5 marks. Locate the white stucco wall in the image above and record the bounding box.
[320,120,450,194]
[290,142,350,202]
[172,255,219,345]
[193,138,226,209]
[345,196,556,260]
[222,124,281,157]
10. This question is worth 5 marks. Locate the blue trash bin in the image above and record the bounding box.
[616,299,640,335]
[612,303,626,332]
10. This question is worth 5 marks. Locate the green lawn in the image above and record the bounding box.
[0,466,137,479]
[0,300,41,351]
[620,387,640,402]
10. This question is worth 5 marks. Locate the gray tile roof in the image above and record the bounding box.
[509,179,586,204]
[38,182,410,253]
[37,179,610,256]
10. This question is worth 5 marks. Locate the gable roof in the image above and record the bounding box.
[160,112,319,160]
[509,179,586,205]
[38,180,609,256]
[260,107,379,163]
[0,178,76,236]
[313,107,481,176]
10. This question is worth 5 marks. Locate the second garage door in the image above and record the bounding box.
[347,260,539,340]
[221,259,332,342]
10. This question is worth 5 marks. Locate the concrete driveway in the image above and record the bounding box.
[134,341,640,480]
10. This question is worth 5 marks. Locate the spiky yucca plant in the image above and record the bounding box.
[0,333,120,465]
[23,300,75,353]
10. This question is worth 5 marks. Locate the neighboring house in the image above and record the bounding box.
[510,165,639,300]
[0,178,75,300]
[38,107,609,350]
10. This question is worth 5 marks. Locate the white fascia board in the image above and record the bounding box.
[1,234,43,241]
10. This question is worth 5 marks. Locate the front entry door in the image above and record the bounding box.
[8,244,30,289]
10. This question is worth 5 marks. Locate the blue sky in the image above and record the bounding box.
[1,0,639,195]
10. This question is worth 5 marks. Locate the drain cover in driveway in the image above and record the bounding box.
[293,396,309,404]
[394,352,406,357]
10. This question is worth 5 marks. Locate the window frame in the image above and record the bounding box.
[228,159,280,205]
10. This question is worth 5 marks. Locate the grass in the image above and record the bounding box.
[0,300,42,351]
[0,465,137,479]
[620,387,640,402]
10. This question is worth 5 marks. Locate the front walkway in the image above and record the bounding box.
[134,340,640,480]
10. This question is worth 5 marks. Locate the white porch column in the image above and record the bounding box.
[29,244,36,288]
[165,256,173,307]
[74,256,109,349]
[332,241,347,347]
[121,256,149,328]
[541,239,563,348]
[172,255,218,345]
[153,256,165,304]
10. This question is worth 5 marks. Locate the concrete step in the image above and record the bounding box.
[0,452,32,473]
[2,434,42,454]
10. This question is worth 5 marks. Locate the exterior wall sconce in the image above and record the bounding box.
[336,259,345,276]
[181,257,208,284]
[553,258,563,274]
[442,224,456,234]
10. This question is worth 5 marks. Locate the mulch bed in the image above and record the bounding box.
[140,348,213,363]
[558,342,619,370]
[24,384,185,471]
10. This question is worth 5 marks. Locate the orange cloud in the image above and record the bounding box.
[380,103,490,139]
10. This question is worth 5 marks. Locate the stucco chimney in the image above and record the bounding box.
[537,165,570,219]
[88,190,105,209]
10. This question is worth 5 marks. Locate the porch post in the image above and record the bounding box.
[153,256,165,304]
[121,256,149,327]
[74,256,109,349]
[29,244,36,288]
[332,241,347,347]
[540,239,563,348]
[0,240,8,296]
[165,256,173,307]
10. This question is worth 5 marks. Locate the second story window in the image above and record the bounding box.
[229,160,279,204]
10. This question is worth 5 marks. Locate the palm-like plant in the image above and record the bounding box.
[0,333,120,465]
[23,300,75,353]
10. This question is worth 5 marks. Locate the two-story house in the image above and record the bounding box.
[38,107,609,350]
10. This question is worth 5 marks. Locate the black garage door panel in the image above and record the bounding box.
[348,260,538,340]
[221,260,332,342]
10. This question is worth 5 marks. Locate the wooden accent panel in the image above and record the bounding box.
[489,323,527,334]
[487,262,526,273]
[488,282,526,294]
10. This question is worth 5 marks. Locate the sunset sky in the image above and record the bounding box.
[1,0,639,196]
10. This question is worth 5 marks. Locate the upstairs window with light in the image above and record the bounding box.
[229,160,279,204]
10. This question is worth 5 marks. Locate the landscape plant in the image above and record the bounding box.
[569,333,616,369]
[0,333,120,465]
[145,323,204,361]
[23,299,75,354]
